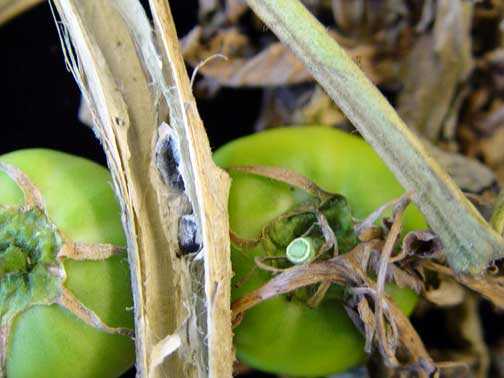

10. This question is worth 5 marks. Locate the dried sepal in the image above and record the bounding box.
[230,189,439,375]
[0,164,134,374]
[402,231,444,259]
[355,195,407,236]
[58,241,125,260]
[230,230,260,250]
[374,195,410,365]
[0,321,11,377]
[227,165,332,200]
[254,256,289,274]
[226,160,433,374]
[57,288,133,338]
[231,255,350,325]
[0,162,45,210]
[306,281,331,308]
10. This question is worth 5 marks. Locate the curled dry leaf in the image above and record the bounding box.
[331,0,416,49]
[423,140,497,194]
[422,261,504,310]
[424,278,465,307]
[182,26,312,87]
[255,86,347,131]
[227,165,333,199]
[182,18,383,88]
[478,106,504,167]
[401,230,443,259]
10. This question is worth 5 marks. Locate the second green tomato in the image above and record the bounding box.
[214,126,426,377]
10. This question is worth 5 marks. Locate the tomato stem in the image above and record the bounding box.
[286,237,315,264]
[244,0,504,274]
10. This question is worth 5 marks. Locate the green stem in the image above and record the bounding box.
[245,0,504,274]
[286,237,315,264]
[490,190,504,235]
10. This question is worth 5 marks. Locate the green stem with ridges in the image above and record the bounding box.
[245,0,504,274]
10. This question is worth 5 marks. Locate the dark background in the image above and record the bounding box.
[0,0,262,161]
[0,1,267,377]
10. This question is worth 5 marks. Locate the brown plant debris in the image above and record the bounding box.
[183,0,392,90]
[231,187,436,375]
[422,261,504,310]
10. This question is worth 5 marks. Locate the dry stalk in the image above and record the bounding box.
[50,0,232,377]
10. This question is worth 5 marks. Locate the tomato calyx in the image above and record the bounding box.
[231,191,438,374]
[0,162,133,376]
[229,165,358,257]
[0,206,64,323]
[229,165,360,306]
[227,165,439,374]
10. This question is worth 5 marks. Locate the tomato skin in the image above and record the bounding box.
[214,126,425,376]
[0,149,134,378]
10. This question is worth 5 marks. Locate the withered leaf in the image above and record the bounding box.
[182,25,382,88]
[423,261,504,310]
[397,0,474,141]
[424,278,465,307]
[182,26,312,87]
[423,139,496,193]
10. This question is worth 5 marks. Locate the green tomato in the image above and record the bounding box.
[0,149,134,378]
[214,126,426,377]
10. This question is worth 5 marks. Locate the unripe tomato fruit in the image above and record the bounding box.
[0,149,134,378]
[214,126,426,377]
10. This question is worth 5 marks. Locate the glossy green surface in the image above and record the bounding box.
[214,126,426,377]
[0,149,134,378]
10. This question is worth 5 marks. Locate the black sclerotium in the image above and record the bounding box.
[156,135,185,192]
[178,214,202,255]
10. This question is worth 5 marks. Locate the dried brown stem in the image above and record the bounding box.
[375,202,404,362]
[231,258,348,324]
[52,1,233,376]
[375,196,410,362]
